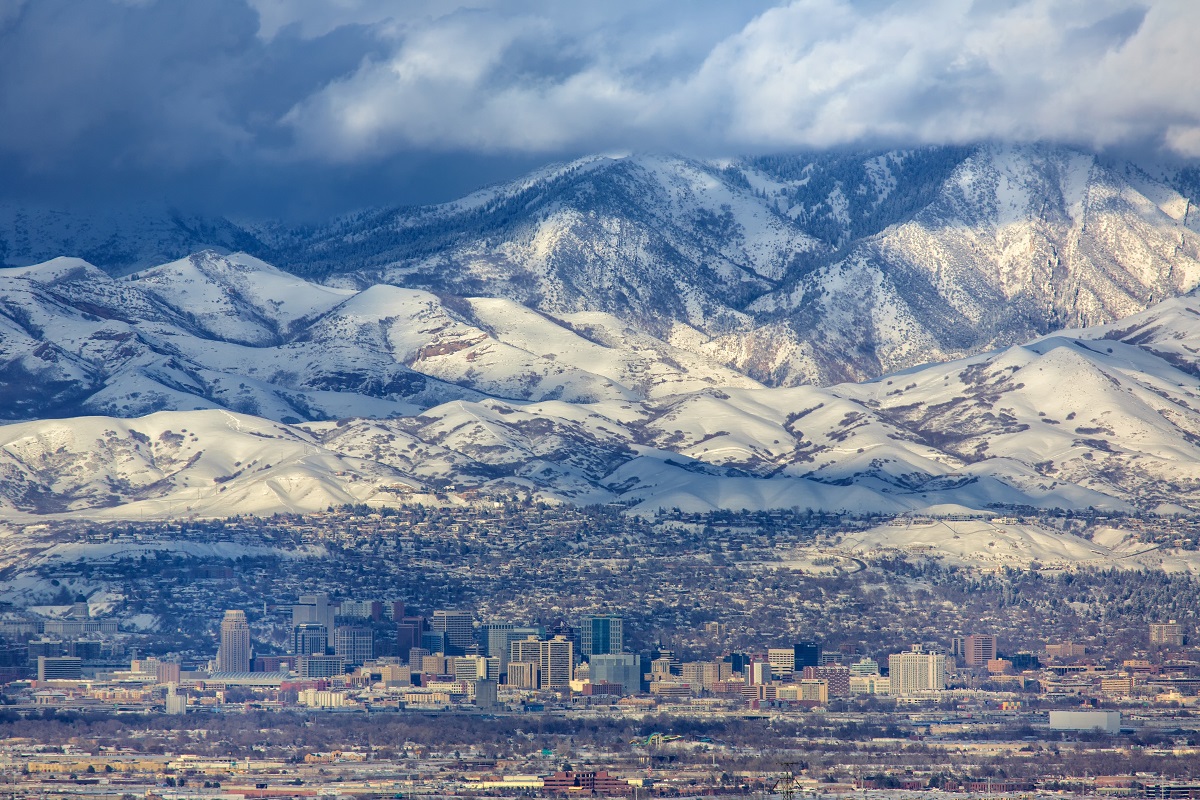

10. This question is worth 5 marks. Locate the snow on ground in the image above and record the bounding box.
[124,614,160,631]
[758,550,864,575]
[839,518,1200,573]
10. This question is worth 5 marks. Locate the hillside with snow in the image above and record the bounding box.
[8,146,1197,392]
[3,145,1200,528]
[274,145,1200,386]
[5,284,1200,520]
[0,251,756,422]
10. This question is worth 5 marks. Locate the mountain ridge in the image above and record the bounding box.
[5,282,1200,518]
[7,144,1200,390]
[5,143,1200,518]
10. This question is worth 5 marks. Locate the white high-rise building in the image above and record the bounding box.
[540,635,574,689]
[888,645,945,695]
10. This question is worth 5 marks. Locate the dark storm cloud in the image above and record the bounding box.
[0,0,1196,217]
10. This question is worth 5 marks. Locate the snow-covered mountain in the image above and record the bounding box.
[6,145,1199,391]
[6,284,1200,519]
[272,144,1200,386]
[4,143,1200,520]
[0,251,760,422]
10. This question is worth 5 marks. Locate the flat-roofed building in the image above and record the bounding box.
[37,656,82,681]
[1151,621,1185,647]
[963,634,997,666]
[767,648,795,679]
[540,635,573,689]
[580,616,623,656]
[506,660,539,689]
[298,655,346,679]
[888,645,945,695]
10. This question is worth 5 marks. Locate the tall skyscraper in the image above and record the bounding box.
[964,634,997,666]
[510,635,544,666]
[432,610,474,655]
[291,623,328,656]
[484,622,516,667]
[217,610,251,673]
[580,616,623,656]
[794,640,821,670]
[768,648,796,679]
[334,625,374,666]
[888,645,945,695]
[540,635,574,689]
[293,594,336,652]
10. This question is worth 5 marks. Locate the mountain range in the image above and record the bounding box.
[3,143,1200,518]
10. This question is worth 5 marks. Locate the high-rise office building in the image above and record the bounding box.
[506,661,539,689]
[510,635,543,666]
[680,661,721,690]
[293,594,336,652]
[484,622,516,667]
[580,616,624,656]
[432,610,474,655]
[963,634,997,666]
[396,614,426,654]
[950,635,966,660]
[298,655,346,679]
[421,630,447,655]
[338,600,383,622]
[888,645,945,695]
[747,659,772,685]
[540,635,574,689]
[794,641,821,670]
[217,610,251,673]
[768,648,796,679]
[335,625,374,666]
[454,655,501,682]
[292,623,328,656]
[849,657,880,676]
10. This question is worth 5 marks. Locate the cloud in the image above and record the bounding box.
[0,0,1197,216]
[281,0,1200,160]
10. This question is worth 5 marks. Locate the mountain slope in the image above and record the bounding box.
[5,146,1199,392]
[0,251,761,422]
[6,291,1200,518]
[269,145,1200,387]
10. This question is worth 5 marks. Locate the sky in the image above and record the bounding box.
[0,0,1197,220]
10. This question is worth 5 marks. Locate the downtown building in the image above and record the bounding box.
[334,625,374,666]
[432,610,474,655]
[216,610,251,673]
[888,645,945,695]
[960,634,997,666]
[540,636,574,689]
[292,623,328,656]
[580,616,623,656]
